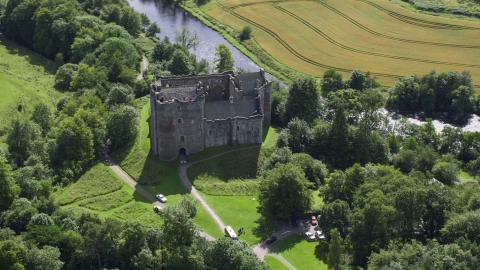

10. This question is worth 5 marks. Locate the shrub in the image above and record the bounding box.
[432,161,459,185]
[238,26,252,41]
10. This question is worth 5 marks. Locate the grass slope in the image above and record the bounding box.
[55,163,162,228]
[190,0,480,87]
[0,33,64,145]
[56,163,123,205]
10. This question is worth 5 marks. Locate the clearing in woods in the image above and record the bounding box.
[206,0,480,86]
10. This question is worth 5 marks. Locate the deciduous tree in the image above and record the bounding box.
[258,163,313,219]
[214,44,234,73]
[285,76,319,124]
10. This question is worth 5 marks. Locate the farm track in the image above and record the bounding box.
[219,0,480,85]
[218,2,402,80]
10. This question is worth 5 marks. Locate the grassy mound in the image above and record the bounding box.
[78,189,133,211]
[56,163,123,206]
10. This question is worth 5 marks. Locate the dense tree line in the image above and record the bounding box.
[387,70,477,118]
[262,71,480,268]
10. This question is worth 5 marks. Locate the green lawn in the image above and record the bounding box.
[55,163,162,228]
[264,256,290,270]
[188,147,261,182]
[262,126,279,148]
[267,234,328,270]
[0,33,65,147]
[200,192,278,245]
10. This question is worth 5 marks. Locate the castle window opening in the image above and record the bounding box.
[177,106,180,111]
[199,125,202,128]
[237,126,239,131]
[209,130,212,136]
[178,118,183,124]
[180,136,185,142]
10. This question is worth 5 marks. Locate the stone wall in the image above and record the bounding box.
[204,119,231,148]
[151,95,205,161]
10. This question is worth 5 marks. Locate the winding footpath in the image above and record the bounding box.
[178,147,303,262]
[106,146,302,262]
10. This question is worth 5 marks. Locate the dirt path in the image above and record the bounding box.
[136,56,149,80]
[103,154,216,241]
[179,146,305,261]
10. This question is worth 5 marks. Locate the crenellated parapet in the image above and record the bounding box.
[150,69,271,161]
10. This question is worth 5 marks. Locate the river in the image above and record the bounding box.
[128,0,263,73]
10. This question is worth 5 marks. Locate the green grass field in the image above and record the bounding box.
[266,234,328,270]
[200,192,278,245]
[202,0,480,87]
[0,33,65,147]
[55,163,163,228]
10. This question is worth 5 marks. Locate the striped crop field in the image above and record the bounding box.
[206,0,480,86]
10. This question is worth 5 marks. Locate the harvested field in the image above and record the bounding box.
[207,0,480,86]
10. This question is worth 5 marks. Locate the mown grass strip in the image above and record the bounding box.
[78,189,133,211]
[56,163,123,205]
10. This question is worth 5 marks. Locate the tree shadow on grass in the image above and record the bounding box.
[315,241,329,263]
[274,234,303,252]
[251,214,278,240]
[0,33,59,75]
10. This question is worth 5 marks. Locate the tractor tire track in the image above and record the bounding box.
[359,0,480,30]
[273,2,480,69]
[319,1,480,49]
[218,2,402,80]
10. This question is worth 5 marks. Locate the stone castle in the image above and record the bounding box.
[150,69,271,161]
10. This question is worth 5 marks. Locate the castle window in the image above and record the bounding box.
[209,130,212,136]
[178,118,182,124]
[199,125,202,128]
[180,136,185,142]
[252,127,254,130]
[237,126,239,131]
[177,106,180,111]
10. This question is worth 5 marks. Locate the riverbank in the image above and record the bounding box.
[179,0,302,84]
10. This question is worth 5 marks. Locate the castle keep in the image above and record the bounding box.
[150,69,272,161]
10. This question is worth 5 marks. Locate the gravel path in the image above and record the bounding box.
[103,154,216,241]
[136,56,149,80]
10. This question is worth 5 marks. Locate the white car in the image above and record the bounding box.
[304,232,315,241]
[156,194,167,203]
[315,231,326,240]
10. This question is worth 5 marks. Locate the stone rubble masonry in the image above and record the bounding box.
[150,69,271,161]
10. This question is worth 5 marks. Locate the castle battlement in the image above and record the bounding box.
[150,70,271,161]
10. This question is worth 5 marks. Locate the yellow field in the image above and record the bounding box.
[207,0,480,86]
